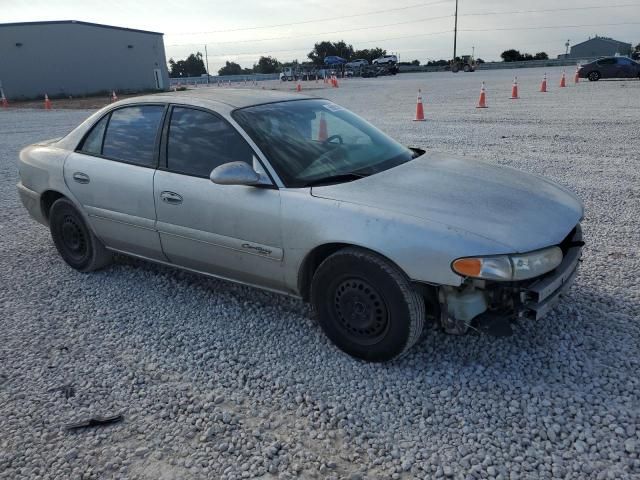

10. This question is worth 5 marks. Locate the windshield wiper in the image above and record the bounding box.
[304,172,368,187]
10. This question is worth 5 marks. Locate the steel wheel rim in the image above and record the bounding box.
[332,278,389,345]
[60,214,88,261]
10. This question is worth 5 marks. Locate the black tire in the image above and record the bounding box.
[310,248,425,362]
[451,64,460,73]
[49,198,112,272]
[463,64,471,72]
[588,71,600,81]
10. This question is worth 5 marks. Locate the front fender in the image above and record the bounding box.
[280,190,513,293]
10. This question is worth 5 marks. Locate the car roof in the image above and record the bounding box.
[118,89,318,109]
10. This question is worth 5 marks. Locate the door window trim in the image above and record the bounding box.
[159,103,278,188]
[74,103,169,169]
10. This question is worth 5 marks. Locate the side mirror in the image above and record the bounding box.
[210,161,261,186]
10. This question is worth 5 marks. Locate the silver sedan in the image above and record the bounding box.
[17,90,584,362]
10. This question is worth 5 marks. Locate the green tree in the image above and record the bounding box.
[254,56,280,74]
[500,49,522,62]
[218,61,244,76]
[307,40,354,65]
[352,48,387,63]
[168,52,206,77]
[534,52,549,60]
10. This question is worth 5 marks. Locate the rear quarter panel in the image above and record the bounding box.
[19,144,72,199]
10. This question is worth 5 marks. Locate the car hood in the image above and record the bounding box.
[311,152,583,252]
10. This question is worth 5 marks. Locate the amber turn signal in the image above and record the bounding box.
[451,258,482,277]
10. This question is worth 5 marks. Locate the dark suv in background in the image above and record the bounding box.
[578,56,640,81]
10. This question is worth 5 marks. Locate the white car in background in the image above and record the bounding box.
[372,55,397,65]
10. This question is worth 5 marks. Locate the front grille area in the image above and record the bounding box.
[480,224,583,322]
[519,224,583,319]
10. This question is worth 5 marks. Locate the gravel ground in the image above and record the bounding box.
[1,67,639,480]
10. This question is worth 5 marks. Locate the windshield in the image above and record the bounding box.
[232,99,417,187]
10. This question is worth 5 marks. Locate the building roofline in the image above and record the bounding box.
[0,20,163,36]
[572,37,631,49]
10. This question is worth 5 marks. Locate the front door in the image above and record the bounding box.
[153,105,284,291]
[64,104,167,260]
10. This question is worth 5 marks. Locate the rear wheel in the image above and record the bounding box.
[49,198,112,272]
[588,71,601,81]
[310,248,425,362]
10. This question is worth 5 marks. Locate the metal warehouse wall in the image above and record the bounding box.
[570,39,632,59]
[0,21,170,99]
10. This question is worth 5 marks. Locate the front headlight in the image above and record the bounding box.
[452,246,563,281]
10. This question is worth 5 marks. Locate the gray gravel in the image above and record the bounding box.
[1,67,639,479]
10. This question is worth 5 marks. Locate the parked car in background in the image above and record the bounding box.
[372,55,398,65]
[578,56,640,81]
[17,91,584,362]
[346,59,368,68]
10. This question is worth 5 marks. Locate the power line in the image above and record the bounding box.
[165,3,640,51]
[165,0,453,36]
[462,3,640,17]
[170,30,454,59]
[169,18,640,59]
[166,15,453,47]
[460,22,640,33]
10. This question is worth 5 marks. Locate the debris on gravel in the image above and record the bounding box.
[1,67,639,479]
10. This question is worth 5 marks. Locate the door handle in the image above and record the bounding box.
[72,172,90,184]
[160,191,183,205]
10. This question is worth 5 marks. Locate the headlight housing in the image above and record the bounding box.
[452,246,563,281]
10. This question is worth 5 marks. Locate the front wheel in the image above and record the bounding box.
[588,71,601,81]
[49,198,112,272]
[311,248,425,362]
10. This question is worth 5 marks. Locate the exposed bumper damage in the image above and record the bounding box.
[440,225,583,336]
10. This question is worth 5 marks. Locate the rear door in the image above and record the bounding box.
[64,104,167,260]
[153,105,285,291]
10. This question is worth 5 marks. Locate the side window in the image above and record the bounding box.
[598,58,616,65]
[102,105,164,167]
[167,107,254,177]
[79,115,109,155]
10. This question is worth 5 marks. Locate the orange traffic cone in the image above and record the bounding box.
[574,67,580,84]
[111,90,118,103]
[559,70,566,88]
[510,76,519,99]
[540,73,547,92]
[318,112,328,141]
[44,94,52,110]
[413,89,426,121]
[296,82,302,92]
[1,89,7,108]
[476,82,488,108]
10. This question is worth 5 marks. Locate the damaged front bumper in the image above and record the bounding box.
[440,225,583,334]
[518,225,583,320]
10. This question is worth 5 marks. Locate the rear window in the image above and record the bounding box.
[102,105,165,167]
[79,115,109,155]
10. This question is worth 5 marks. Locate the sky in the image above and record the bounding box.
[2,0,639,72]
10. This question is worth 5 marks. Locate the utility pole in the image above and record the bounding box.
[205,45,210,84]
[453,0,458,61]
